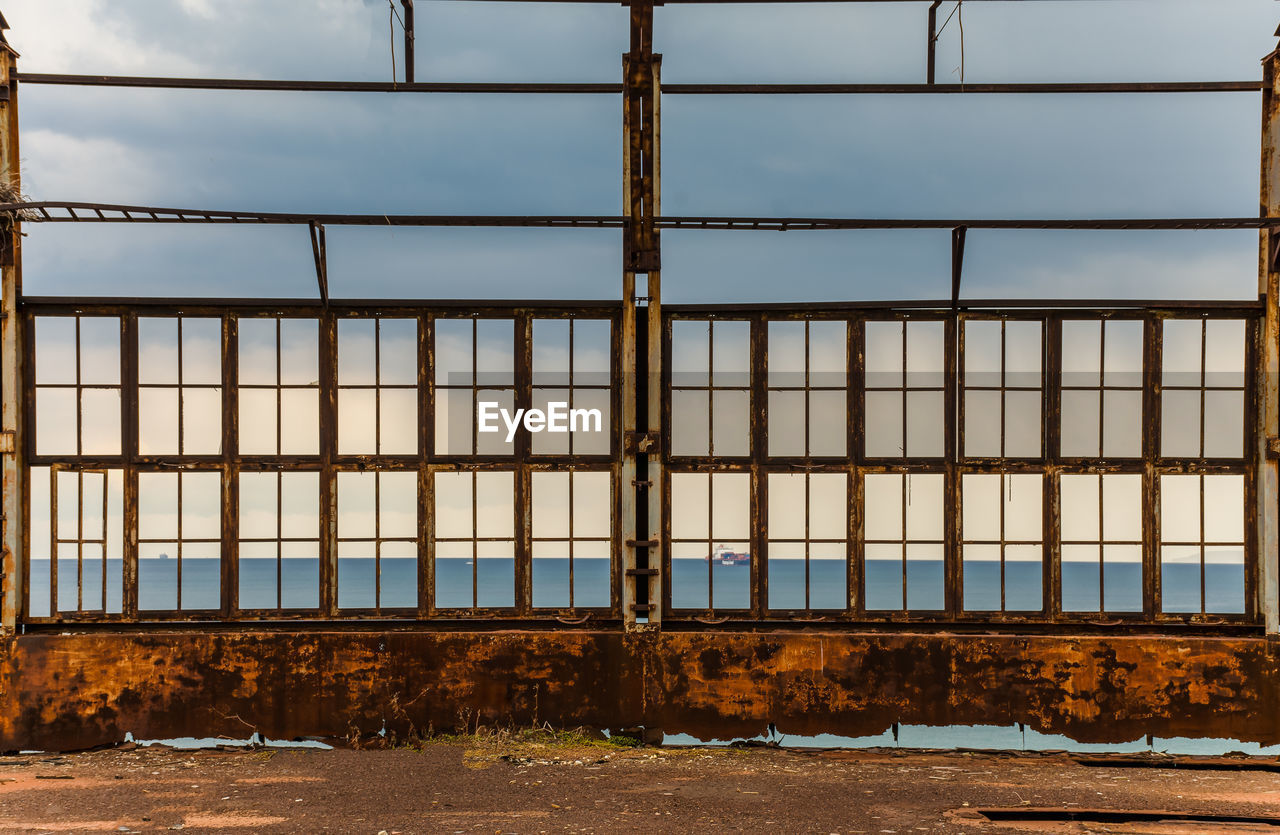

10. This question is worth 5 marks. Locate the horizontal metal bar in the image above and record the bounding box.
[18,296,624,312]
[2,204,627,227]
[7,203,1279,232]
[16,74,623,94]
[663,81,1265,95]
[663,299,1266,312]
[368,0,1189,4]
[656,217,1280,231]
[20,298,1259,319]
[17,74,1259,96]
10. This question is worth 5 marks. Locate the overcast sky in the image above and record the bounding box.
[4,0,1277,302]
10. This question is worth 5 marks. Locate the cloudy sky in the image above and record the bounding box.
[4,0,1277,301]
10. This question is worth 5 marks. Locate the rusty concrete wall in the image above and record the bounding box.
[1,630,1277,752]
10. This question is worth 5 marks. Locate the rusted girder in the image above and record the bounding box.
[9,203,1280,231]
[950,225,967,308]
[3,630,1280,752]
[622,0,662,632]
[1258,41,1280,634]
[927,1,941,84]
[308,221,329,307]
[401,0,415,84]
[0,39,20,634]
[15,73,1264,95]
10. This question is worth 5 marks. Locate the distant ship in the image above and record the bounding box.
[708,544,749,566]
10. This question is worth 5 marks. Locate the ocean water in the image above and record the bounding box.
[26,557,1245,617]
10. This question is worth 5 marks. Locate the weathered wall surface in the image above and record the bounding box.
[1,630,1277,752]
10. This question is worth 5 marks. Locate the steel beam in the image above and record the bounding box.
[401,0,415,84]
[622,0,662,632]
[17,73,1262,95]
[927,1,941,85]
[8,203,1280,231]
[1259,44,1280,635]
[0,40,20,634]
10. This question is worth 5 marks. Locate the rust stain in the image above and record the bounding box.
[1,630,1277,753]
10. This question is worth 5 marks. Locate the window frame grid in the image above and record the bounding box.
[432,315,517,460]
[1158,317,1250,462]
[762,468,852,615]
[237,316,322,459]
[1157,472,1250,618]
[664,466,756,617]
[135,315,224,460]
[48,465,111,617]
[665,316,754,461]
[32,315,124,459]
[959,469,1048,616]
[235,468,323,615]
[133,466,225,618]
[658,307,1258,627]
[860,469,948,615]
[22,304,623,625]
[765,318,851,460]
[18,303,1257,629]
[527,466,618,613]
[1058,316,1147,462]
[333,466,419,615]
[958,313,1047,463]
[428,465,521,616]
[530,318,614,458]
[862,317,948,462]
[335,316,420,459]
[1056,472,1147,618]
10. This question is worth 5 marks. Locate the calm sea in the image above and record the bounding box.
[27,558,1245,616]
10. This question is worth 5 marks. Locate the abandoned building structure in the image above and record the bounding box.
[1,1,1279,751]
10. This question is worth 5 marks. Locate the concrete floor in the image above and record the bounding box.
[1,742,1279,833]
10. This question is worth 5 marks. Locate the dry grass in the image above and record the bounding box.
[0,174,37,221]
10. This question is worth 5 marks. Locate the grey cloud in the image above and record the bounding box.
[4,0,1277,301]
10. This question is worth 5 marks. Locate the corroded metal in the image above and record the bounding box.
[1,41,20,634]
[622,0,662,631]
[2,630,1279,752]
[1258,46,1280,634]
[1,5,1278,757]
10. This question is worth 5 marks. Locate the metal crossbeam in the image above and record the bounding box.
[17,74,1263,95]
[5,203,1280,231]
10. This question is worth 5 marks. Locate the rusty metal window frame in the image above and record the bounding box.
[237,315,322,458]
[863,316,947,462]
[764,469,851,613]
[31,315,124,459]
[1059,317,1146,461]
[14,301,1258,630]
[531,317,614,458]
[1158,316,1250,460]
[47,465,113,617]
[337,316,420,458]
[1158,472,1250,617]
[236,468,323,615]
[764,318,851,459]
[862,470,947,615]
[134,466,225,617]
[135,315,225,460]
[660,305,1260,628]
[335,467,419,614]
[1058,472,1146,616]
[530,468,616,612]
[19,302,623,625]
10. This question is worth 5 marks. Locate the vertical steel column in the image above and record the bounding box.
[401,0,415,85]
[1257,43,1280,634]
[622,0,661,631]
[0,22,21,633]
